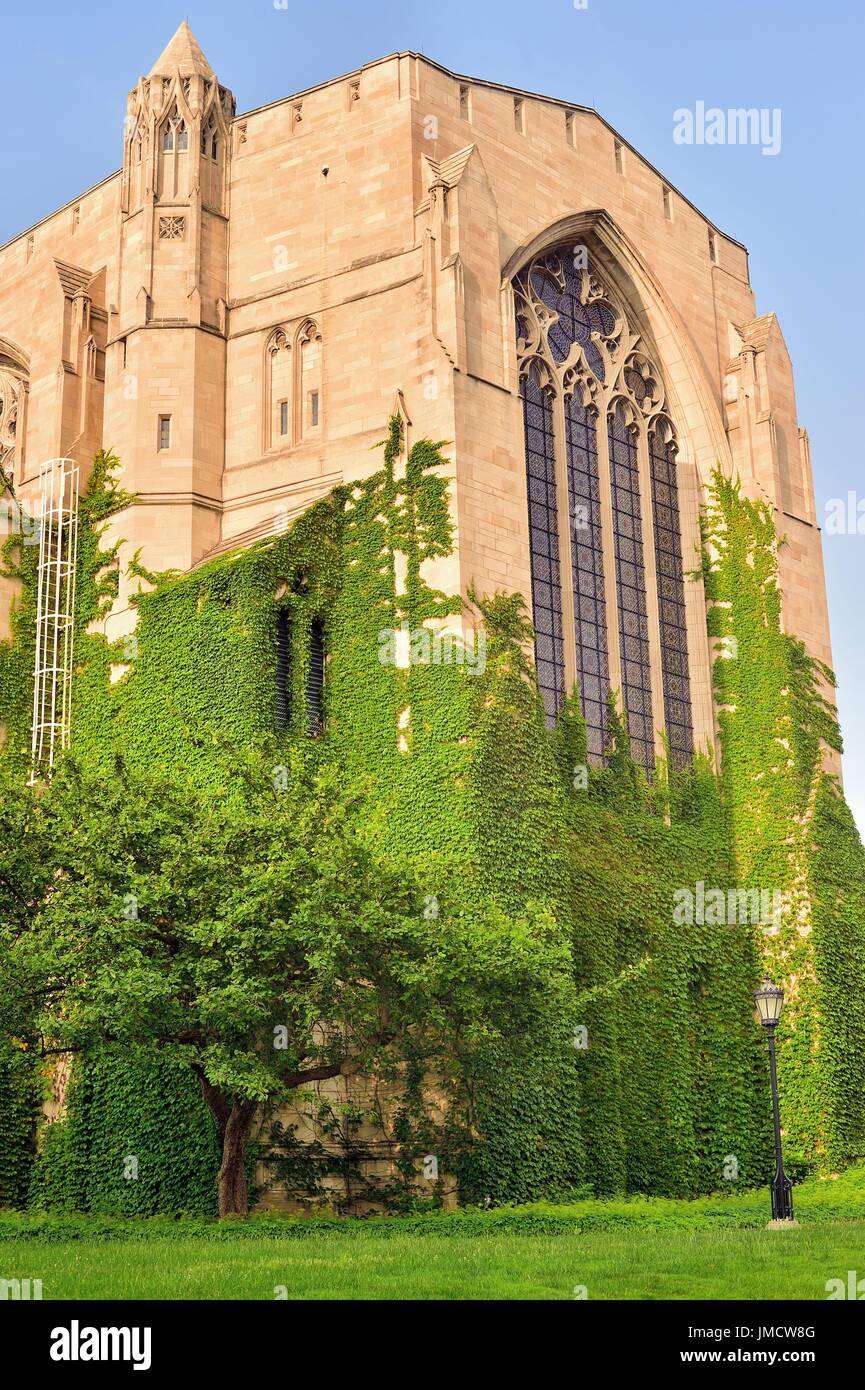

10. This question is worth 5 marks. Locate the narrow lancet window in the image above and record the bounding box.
[307,618,325,736]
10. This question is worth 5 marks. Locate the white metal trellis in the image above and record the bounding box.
[29,456,79,778]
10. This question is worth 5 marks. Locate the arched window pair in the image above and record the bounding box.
[515,246,693,770]
[264,321,322,451]
[161,106,189,152]
[201,113,219,160]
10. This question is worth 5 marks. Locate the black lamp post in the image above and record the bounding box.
[754,977,794,1222]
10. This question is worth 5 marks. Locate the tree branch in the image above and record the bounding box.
[192,1062,231,1142]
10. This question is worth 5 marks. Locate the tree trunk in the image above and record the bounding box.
[193,1067,256,1219]
[217,1098,257,1218]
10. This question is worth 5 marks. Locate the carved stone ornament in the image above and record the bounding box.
[158,215,186,240]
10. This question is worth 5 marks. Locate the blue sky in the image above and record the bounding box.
[2,0,862,829]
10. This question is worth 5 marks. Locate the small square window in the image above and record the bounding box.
[158,415,171,451]
[309,391,319,428]
[279,400,289,436]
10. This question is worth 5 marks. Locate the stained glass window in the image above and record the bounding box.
[650,429,693,767]
[521,372,565,725]
[608,403,655,770]
[531,261,615,381]
[565,393,609,760]
[515,245,696,771]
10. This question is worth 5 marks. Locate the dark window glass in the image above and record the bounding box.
[608,404,654,771]
[307,617,325,736]
[531,260,615,382]
[521,373,565,726]
[565,393,609,761]
[650,430,693,767]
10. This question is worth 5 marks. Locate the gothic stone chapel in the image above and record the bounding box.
[1,23,863,1209]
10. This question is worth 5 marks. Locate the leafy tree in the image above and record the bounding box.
[1,751,570,1217]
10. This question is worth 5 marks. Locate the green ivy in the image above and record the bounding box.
[0,1042,39,1208]
[27,1048,220,1216]
[701,471,865,1170]
[2,440,864,1212]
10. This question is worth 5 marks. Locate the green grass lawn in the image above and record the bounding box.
[2,1223,862,1300]
[4,1169,865,1300]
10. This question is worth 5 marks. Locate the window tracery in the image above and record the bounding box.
[0,358,26,481]
[160,107,188,152]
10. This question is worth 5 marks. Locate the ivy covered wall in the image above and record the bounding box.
[703,474,865,1171]
[1,431,864,1210]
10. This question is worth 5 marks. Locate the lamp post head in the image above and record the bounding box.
[755,977,784,1028]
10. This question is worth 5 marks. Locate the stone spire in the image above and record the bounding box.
[147,21,214,79]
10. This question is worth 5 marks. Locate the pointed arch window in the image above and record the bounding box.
[608,402,654,770]
[199,109,225,211]
[650,421,693,765]
[514,245,694,769]
[295,320,323,443]
[521,368,565,724]
[201,111,220,160]
[264,329,291,450]
[565,391,609,758]
[161,106,188,152]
